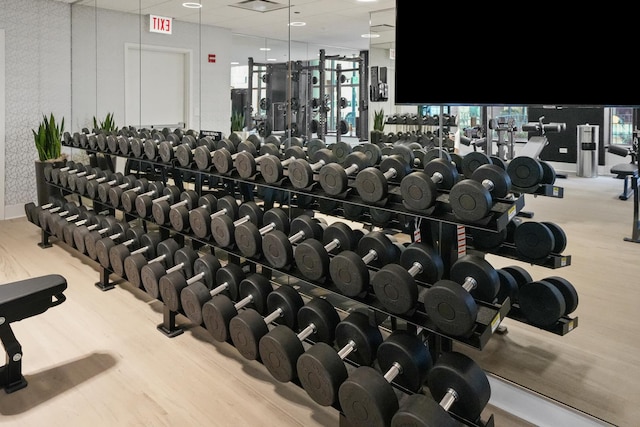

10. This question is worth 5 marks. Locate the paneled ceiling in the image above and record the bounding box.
[58,0,396,63]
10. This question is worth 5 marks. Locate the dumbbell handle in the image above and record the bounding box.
[65,214,80,222]
[281,156,297,167]
[186,271,206,286]
[288,230,307,244]
[344,163,360,176]
[297,323,317,342]
[430,172,443,185]
[209,280,232,297]
[107,232,123,241]
[166,261,186,275]
[148,253,168,264]
[233,214,251,227]
[310,159,327,172]
[84,173,98,180]
[324,238,341,253]
[462,277,477,293]
[362,249,378,265]
[75,171,88,178]
[170,199,189,209]
[337,340,357,360]
[383,167,397,180]
[74,219,89,226]
[136,187,153,196]
[383,361,403,383]
[263,307,283,325]
[57,210,71,217]
[117,182,130,189]
[49,206,62,214]
[41,202,55,209]
[121,238,136,247]
[209,207,229,220]
[86,224,99,231]
[234,293,255,311]
[481,179,494,191]
[59,166,71,172]
[407,262,423,277]
[252,153,270,164]
[259,221,279,235]
[439,388,459,412]
[130,245,150,256]
[152,194,171,204]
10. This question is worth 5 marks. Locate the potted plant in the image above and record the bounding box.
[93,112,118,134]
[33,113,66,205]
[371,108,386,145]
[230,110,248,142]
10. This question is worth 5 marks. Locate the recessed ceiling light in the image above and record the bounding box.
[267,58,277,62]
[288,21,306,27]
[260,47,271,51]
[182,2,202,8]
[361,33,381,38]
[231,61,240,65]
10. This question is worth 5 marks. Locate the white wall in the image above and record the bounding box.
[71,5,232,136]
[0,0,71,218]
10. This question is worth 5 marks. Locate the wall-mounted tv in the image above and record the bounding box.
[394,1,637,107]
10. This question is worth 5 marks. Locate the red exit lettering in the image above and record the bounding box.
[149,15,172,34]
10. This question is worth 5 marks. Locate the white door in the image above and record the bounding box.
[125,44,191,129]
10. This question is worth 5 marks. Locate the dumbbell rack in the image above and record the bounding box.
[35,130,580,426]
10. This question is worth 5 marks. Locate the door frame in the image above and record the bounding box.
[1,30,6,220]
[123,43,192,129]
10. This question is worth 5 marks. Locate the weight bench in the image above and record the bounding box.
[608,143,638,200]
[0,274,67,393]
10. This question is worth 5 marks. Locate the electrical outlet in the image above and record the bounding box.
[559,147,568,154]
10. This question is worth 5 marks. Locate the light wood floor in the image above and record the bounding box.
[0,171,636,426]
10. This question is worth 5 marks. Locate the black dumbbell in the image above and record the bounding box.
[123,238,181,289]
[257,146,307,184]
[212,140,258,175]
[229,284,303,361]
[159,253,222,312]
[518,275,579,328]
[67,167,102,192]
[49,205,89,239]
[189,195,239,239]
[95,174,134,203]
[460,151,492,178]
[62,210,107,248]
[78,170,120,197]
[95,225,146,270]
[84,220,132,261]
[117,135,143,156]
[506,156,545,190]
[56,163,87,187]
[259,296,340,383]
[39,202,81,234]
[73,215,119,255]
[131,134,164,159]
[294,222,364,282]
[448,164,512,223]
[109,231,162,278]
[211,201,263,249]
[424,254,500,337]
[329,231,401,297]
[202,273,273,343]
[391,352,491,427]
[233,207,290,258]
[122,181,164,214]
[400,157,459,211]
[193,137,235,171]
[234,143,282,179]
[296,310,383,407]
[513,220,567,260]
[338,329,433,427]
[152,190,200,227]
[27,198,66,227]
[108,177,149,208]
[176,136,216,167]
[135,184,181,219]
[141,246,199,300]
[371,242,444,315]
[262,214,325,269]
[180,263,245,326]
[355,154,412,203]
[493,265,532,306]
[287,148,338,189]
[318,151,371,196]
[159,134,197,163]
[144,132,180,161]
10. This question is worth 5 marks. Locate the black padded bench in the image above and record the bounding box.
[0,274,67,393]
[608,144,638,200]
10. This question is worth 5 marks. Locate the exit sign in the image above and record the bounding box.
[148,14,172,34]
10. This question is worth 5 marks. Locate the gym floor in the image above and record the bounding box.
[0,171,636,426]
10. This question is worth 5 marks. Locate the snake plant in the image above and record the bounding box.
[33,113,64,161]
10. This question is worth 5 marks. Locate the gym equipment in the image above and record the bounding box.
[193,138,234,170]
[233,207,290,258]
[26,198,65,227]
[513,220,567,260]
[37,201,80,234]
[518,275,578,327]
[338,329,433,427]
[261,215,325,269]
[259,297,340,382]
[144,132,181,161]
[355,154,412,203]
[329,231,401,297]
[95,226,146,270]
[158,134,197,163]
[180,263,245,325]
[371,242,444,315]
[54,163,87,187]
[176,136,216,167]
[294,222,364,282]
[202,273,273,342]
[151,190,200,227]
[48,206,89,239]
[296,310,383,406]
[229,285,303,361]
[159,253,222,312]
[77,170,120,197]
[424,255,500,337]
[109,231,161,278]
[391,352,491,426]
[448,164,512,223]
[84,220,132,261]
[212,141,258,174]
[136,185,181,219]
[108,177,149,208]
[608,141,638,200]
[258,146,307,184]
[123,238,181,288]
[189,195,239,239]
[0,274,67,393]
[210,201,263,249]
[234,143,282,179]
[121,181,164,214]
[460,151,492,178]
[67,167,104,192]
[96,174,135,203]
[506,156,545,190]
[287,148,338,189]
[400,157,459,211]
[61,211,106,248]
[131,134,164,159]
[72,216,119,255]
[318,151,371,196]
[140,246,199,300]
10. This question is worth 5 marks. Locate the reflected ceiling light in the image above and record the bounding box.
[260,47,271,51]
[361,33,381,38]
[182,2,202,8]
[288,21,306,27]
[267,58,277,62]
[231,61,240,65]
